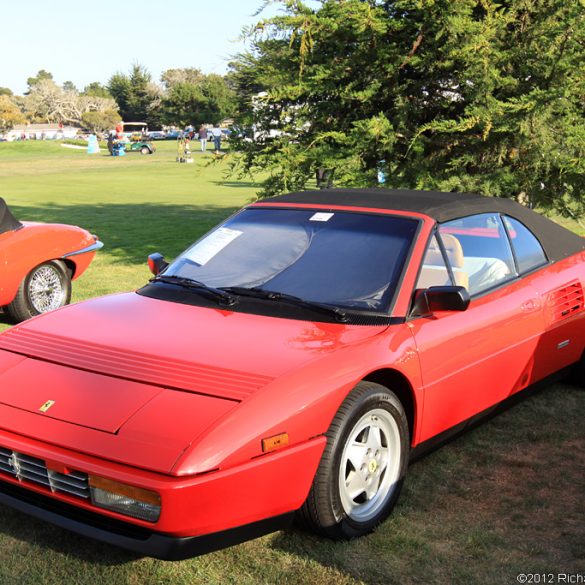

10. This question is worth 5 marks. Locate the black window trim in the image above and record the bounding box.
[409,211,562,317]
[500,213,550,277]
[408,226,456,320]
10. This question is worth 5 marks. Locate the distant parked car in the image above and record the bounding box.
[148,131,167,140]
[0,198,103,322]
[165,130,181,140]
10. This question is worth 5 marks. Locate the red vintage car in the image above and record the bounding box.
[0,189,582,559]
[0,198,102,322]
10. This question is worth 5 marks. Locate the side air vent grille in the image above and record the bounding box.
[548,281,584,323]
[0,446,89,499]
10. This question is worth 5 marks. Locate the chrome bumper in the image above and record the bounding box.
[63,240,104,258]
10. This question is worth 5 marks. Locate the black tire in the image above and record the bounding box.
[298,381,409,539]
[5,260,72,323]
[140,146,150,154]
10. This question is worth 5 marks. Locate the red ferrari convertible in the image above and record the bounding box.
[0,189,582,559]
[0,198,103,322]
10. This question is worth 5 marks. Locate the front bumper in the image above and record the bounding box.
[0,479,293,560]
[0,431,325,558]
[62,240,104,257]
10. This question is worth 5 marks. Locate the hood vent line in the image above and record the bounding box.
[0,329,274,402]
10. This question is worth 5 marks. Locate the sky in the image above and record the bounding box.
[0,0,280,95]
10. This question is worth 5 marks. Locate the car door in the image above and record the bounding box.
[500,215,585,379]
[408,213,545,444]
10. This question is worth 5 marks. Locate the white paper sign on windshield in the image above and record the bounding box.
[310,212,334,222]
[185,227,243,266]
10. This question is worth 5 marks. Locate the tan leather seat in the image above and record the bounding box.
[417,234,469,290]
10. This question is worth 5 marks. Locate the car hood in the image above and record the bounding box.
[0,292,384,399]
[0,292,387,473]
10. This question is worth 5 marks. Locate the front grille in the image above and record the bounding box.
[0,447,89,499]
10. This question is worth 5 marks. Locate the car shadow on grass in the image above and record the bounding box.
[0,507,141,565]
[212,180,261,190]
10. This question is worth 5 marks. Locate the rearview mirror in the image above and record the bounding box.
[411,286,470,317]
[147,253,169,276]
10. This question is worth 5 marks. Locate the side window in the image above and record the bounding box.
[438,213,516,296]
[415,235,454,289]
[503,216,548,274]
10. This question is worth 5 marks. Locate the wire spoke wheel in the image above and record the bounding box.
[28,264,66,313]
[6,260,72,323]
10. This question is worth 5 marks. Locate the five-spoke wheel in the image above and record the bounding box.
[298,381,409,539]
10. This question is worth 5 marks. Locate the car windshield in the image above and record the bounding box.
[163,207,418,313]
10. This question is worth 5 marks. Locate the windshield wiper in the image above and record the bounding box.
[152,275,238,306]
[222,286,349,322]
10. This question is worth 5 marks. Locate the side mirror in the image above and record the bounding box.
[411,286,470,317]
[147,252,169,276]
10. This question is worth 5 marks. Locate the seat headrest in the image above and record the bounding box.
[439,233,465,268]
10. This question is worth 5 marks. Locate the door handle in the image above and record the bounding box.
[520,299,540,312]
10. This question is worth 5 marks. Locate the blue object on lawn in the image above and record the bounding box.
[87,134,99,154]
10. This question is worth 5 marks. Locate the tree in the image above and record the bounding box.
[160,69,237,127]
[161,68,205,89]
[82,82,113,99]
[108,64,160,125]
[229,0,585,220]
[107,72,132,118]
[162,82,207,127]
[24,79,118,125]
[26,69,53,94]
[0,88,13,96]
[62,81,78,92]
[81,109,121,133]
[0,96,25,132]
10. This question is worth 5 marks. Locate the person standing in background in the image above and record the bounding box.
[198,125,208,152]
[211,124,222,153]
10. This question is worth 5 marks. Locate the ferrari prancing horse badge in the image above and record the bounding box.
[39,400,56,413]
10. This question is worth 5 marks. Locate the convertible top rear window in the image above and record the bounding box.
[164,208,419,313]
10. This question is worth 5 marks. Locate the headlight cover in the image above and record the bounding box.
[88,475,161,523]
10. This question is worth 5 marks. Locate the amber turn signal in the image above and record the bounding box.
[88,475,161,506]
[261,433,289,453]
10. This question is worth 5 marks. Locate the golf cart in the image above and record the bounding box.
[116,122,156,155]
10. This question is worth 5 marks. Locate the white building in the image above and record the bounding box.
[4,124,79,141]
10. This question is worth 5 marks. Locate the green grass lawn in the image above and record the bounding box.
[0,141,583,584]
[0,140,255,332]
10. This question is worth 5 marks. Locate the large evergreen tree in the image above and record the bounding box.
[160,69,237,127]
[230,0,585,220]
[108,64,159,125]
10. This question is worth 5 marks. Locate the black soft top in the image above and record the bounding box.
[266,188,585,262]
[0,198,22,235]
